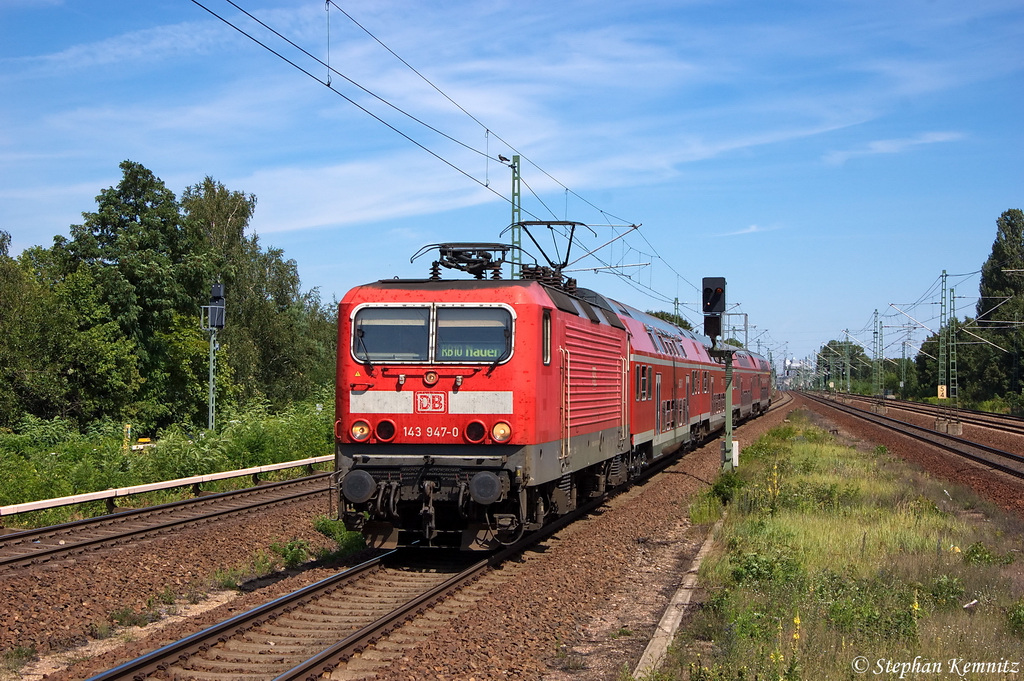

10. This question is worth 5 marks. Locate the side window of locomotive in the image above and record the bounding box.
[353,307,430,362]
[435,307,513,363]
[542,309,552,366]
[703,371,709,393]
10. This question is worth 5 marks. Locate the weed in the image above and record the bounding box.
[313,515,366,559]
[184,581,206,604]
[710,471,744,505]
[270,538,310,569]
[88,621,112,639]
[1008,599,1024,636]
[213,566,246,590]
[689,490,723,525]
[251,549,276,576]
[729,548,802,585]
[158,586,177,605]
[110,607,150,628]
[610,626,634,639]
[928,574,964,607]
[962,540,1013,566]
[1,646,37,673]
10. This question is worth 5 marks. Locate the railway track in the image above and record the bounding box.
[85,496,595,681]
[799,392,1024,481]
[847,395,1024,438]
[0,474,331,571]
[83,401,794,681]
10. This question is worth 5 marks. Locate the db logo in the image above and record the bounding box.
[415,392,447,413]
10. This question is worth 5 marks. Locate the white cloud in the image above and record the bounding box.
[0,21,229,77]
[240,152,498,234]
[822,132,964,165]
[720,224,782,237]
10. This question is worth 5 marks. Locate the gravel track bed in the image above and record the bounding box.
[2,493,338,672]
[17,403,800,681]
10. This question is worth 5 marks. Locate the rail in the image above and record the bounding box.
[0,455,334,518]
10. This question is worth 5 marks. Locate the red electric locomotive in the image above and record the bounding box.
[334,240,771,549]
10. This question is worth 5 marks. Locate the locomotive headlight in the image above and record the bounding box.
[350,420,371,441]
[491,421,512,443]
[423,370,439,386]
[342,470,376,504]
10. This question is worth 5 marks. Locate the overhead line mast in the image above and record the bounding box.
[511,155,522,279]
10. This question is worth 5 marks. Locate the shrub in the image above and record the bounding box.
[711,471,744,504]
[270,538,310,569]
[928,574,964,607]
[1008,600,1024,636]
[313,515,366,558]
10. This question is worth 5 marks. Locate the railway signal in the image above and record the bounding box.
[702,277,726,314]
[202,283,226,430]
[703,276,734,471]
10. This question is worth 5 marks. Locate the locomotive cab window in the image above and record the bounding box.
[351,304,514,364]
[353,307,430,362]
[435,307,512,362]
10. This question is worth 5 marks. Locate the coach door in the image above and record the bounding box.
[682,379,690,436]
[620,340,630,451]
[655,373,662,434]
[559,347,571,472]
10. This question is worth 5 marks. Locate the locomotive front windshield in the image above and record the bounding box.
[352,305,513,364]
[435,308,511,362]
[353,307,430,362]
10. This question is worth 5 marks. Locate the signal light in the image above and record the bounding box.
[702,277,726,314]
[465,420,487,443]
[375,420,396,441]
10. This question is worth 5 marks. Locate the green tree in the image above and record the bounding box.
[972,209,1024,402]
[180,178,336,408]
[815,340,870,392]
[0,249,139,428]
[646,310,694,331]
[2,164,337,433]
[50,160,207,428]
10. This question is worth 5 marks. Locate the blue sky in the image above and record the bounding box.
[2,0,1022,368]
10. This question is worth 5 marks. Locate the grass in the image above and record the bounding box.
[0,647,36,675]
[0,391,335,530]
[661,410,1024,680]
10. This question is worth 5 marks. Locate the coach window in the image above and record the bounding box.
[353,307,430,362]
[542,310,552,366]
[640,365,649,400]
[435,307,512,363]
[647,366,654,399]
[703,371,709,393]
[635,365,642,400]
